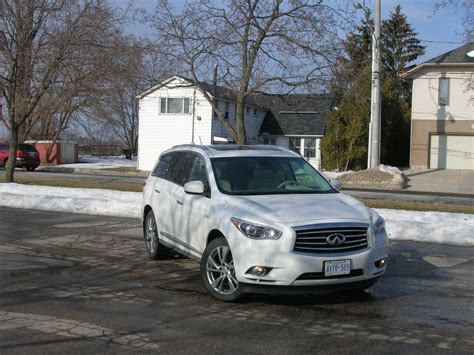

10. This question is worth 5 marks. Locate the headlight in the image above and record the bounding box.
[231,218,282,240]
[373,217,386,235]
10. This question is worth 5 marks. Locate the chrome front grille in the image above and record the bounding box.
[293,223,369,254]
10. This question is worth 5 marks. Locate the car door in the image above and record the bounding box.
[150,152,176,240]
[157,151,193,249]
[174,152,211,257]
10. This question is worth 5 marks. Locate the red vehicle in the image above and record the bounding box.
[0,143,41,171]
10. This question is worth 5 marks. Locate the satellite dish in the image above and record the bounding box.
[467,50,474,58]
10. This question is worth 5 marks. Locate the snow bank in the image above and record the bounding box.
[0,183,472,246]
[378,208,474,246]
[0,184,141,219]
[51,155,137,170]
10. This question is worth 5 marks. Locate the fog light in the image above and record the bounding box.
[375,259,386,268]
[249,266,269,276]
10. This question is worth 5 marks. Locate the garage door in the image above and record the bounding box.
[430,135,474,170]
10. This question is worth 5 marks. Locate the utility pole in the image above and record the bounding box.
[368,0,381,169]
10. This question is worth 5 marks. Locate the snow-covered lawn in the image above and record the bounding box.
[0,183,472,246]
[51,155,137,170]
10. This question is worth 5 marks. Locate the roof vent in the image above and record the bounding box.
[467,50,474,58]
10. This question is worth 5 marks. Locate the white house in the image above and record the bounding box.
[137,75,333,171]
[404,42,474,170]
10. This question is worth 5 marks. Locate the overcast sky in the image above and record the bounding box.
[119,0,468,64]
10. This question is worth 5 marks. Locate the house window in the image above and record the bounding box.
[225,102,230,119]
[439,78,449,105]
[289,137,301,155]
[304,138,316,158]
[246,106,250,114]
[254,108,257,115]
[263,137,276,145]
[160,97,190,114]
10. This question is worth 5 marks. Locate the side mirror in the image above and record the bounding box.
[329,178,342,191]
[184,180,205,195]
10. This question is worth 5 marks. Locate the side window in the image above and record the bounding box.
[152,153,174,180]
[187,154,210,191]
[169,151,192,186]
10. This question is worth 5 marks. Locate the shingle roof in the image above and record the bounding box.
[138,75,334,136]
[423,42,474,64]
[253,94,334,136]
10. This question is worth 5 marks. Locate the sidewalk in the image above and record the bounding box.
[37,165,149,178]
[403,169,474,195]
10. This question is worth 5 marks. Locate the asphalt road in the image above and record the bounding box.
[0,207,473,353]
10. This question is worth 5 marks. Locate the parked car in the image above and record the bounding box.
[0,143,41,171]
[142,145,388,301]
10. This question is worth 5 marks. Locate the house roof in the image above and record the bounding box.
[253,94,334,136]
[138,75,334,136]
[404,42,474,77]
[137,75,261,107]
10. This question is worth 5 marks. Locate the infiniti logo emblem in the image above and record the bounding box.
[326,233,346,246]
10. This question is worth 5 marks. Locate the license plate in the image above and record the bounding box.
[324,259,351,276]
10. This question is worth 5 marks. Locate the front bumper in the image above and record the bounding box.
[228,226,388,288]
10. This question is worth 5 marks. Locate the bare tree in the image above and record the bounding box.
[82,37,172,154]
[142,0,349,144]
[0,0,121,182]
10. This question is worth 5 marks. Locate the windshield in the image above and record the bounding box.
[211,156,336,195]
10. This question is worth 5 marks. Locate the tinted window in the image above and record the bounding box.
[152,153,174,180]
[187,154,209,191]
[19,144,37,152]
[0,144,9,151]
[170,152,192,186]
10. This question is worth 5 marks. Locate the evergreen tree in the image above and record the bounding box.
[322,5,425,170]
[381,5,425,98]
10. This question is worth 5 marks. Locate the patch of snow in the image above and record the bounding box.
[321,170,353,179]
[378,164,401,176]
[0,184,141,219]
[377,208,474,246]
[0,184,472,246]
[52,155,137,170]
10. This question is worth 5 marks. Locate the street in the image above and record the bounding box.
[0,207,473,353]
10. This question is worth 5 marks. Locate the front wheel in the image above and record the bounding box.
[26,166,36,171]
[143,210,170,260]
[201,237,243,302]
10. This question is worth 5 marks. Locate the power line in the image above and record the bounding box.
[420,40,465,44]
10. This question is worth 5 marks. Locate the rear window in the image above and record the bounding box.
[19,144,37,152]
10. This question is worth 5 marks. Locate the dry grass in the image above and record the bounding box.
[361,198,474,214]
[11,176,143,192]
[101,167,138,173]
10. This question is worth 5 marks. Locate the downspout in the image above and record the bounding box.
[192,89,196,144]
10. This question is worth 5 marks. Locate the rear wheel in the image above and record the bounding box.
[26,166,36,172]
[143,210,170,260]
[201,237,243,302]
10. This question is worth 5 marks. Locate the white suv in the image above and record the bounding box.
[142,145,388,301]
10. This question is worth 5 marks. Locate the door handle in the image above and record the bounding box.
[176,200,184,205]
[154,189,160,193]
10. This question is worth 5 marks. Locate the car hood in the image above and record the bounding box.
[225,192,371,224]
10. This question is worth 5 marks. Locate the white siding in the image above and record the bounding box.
[138,77,213,171]
[0,121,7,140]
[411,66,474,121]
[212,103,266,143]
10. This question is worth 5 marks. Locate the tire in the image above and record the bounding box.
[26,166,36,172]
[143,210,170,260]
[201,237,243,302]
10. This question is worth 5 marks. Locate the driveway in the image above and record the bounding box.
[0,207,473,353]
[404,169,474,195]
